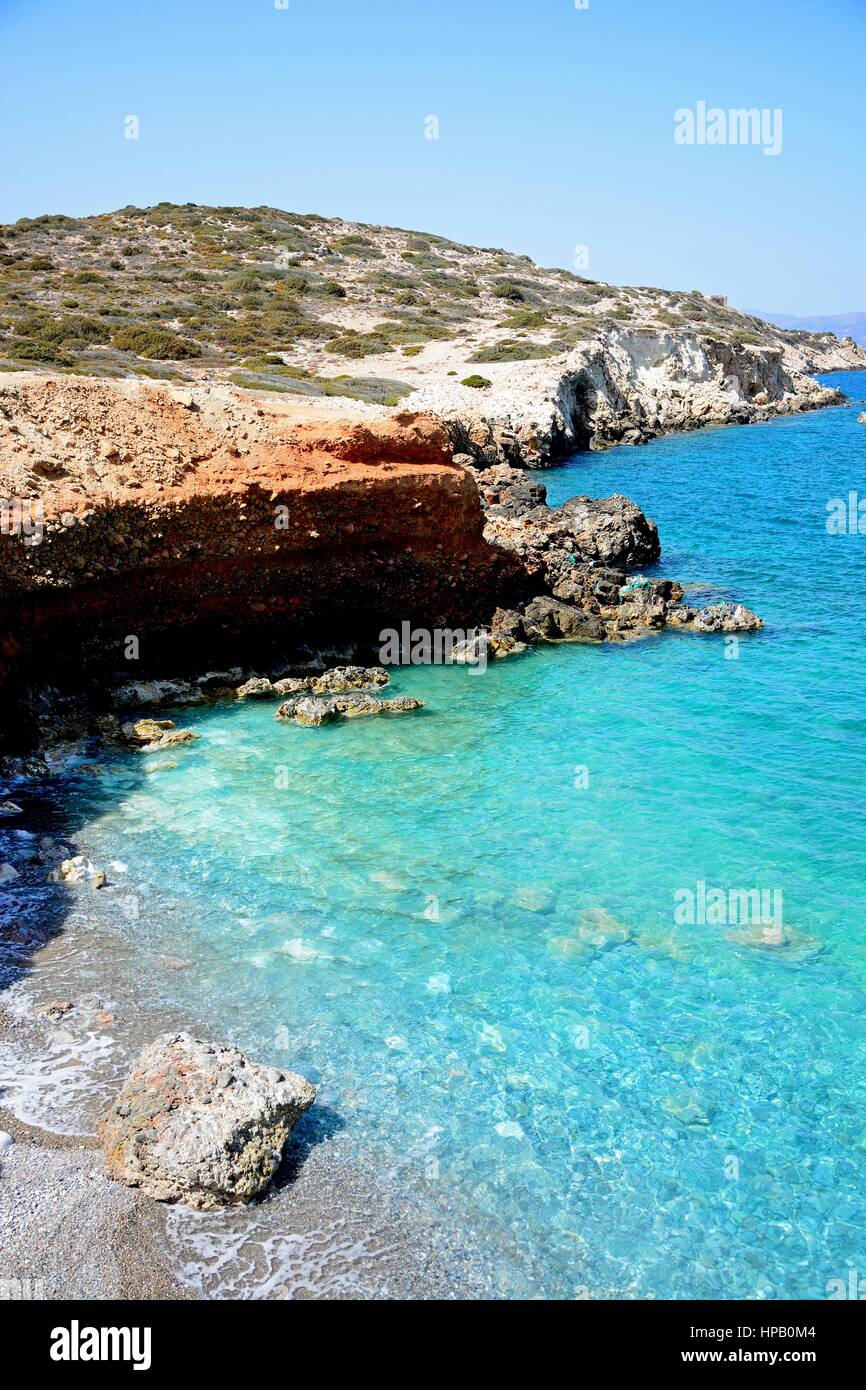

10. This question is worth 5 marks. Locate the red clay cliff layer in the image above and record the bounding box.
[0,376,518,727]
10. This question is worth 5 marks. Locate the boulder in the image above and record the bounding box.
[48,854,104,885]
[312,666,390,693]
[273,675,316,696]
[112,679,205,709]
[690,603,764,633]
[276,693,423,724]
[523,596,606,642]
[294,697,339,726]
[141,729,200,750]
[100,1033,315,1210]
[121,718,175,745]
[235,676,274,699]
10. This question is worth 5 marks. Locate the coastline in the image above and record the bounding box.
[0,795,532,1301]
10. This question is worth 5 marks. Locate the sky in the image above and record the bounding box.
[0,0,863,314]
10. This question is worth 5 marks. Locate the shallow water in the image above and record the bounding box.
[6,373,866,1299]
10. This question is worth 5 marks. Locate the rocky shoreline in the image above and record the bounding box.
[0,309,807,1301]
[0,372,766,767]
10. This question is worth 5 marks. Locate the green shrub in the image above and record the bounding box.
[6,338,73,366]
[489,279,531,303]
[468,339,562,363]
[111,324,202,358]
[325,330,392,358]
[402,344,423,356]
[228,270,264,292]
[502,309,547,329]
[461,374,492,389]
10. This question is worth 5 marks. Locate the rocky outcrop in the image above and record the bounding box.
[474,464,660,594]
[100,1032,315,1210]
[276,692,424,725]
[0,377,519,747]
[438,328,850,467]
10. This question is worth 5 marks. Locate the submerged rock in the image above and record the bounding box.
[100,1032,315,1211]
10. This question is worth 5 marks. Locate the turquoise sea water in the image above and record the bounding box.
[58,373,866,1298]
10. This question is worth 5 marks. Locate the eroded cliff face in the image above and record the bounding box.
[0,376,517,733]
[442,329,848,467]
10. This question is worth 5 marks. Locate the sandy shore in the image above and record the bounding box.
[0,1106,191,1300]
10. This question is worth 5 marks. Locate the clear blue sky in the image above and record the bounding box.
[1,0,863,313]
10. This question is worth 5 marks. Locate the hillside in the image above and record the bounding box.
[1,203,864,464]
[754,309,866,348]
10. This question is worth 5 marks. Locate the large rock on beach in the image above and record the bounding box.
[100,1032,315,1210]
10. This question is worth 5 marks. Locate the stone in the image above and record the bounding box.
[276,693,422,724]
[0,801,23,816]
[523,596,606,642]
[273,676,315,696]
[140,730,200,750]
[578,907,632,948]
[48,855,102,884]
[0,863,20,884]
[235,676,274,699]
[40,1000,74,1022]
[112,679,205,709]
[121,718,175,745]
[689,603,764,633]
[293,698,339,727]
[312,666,390,693]
[100,1032,315,1210]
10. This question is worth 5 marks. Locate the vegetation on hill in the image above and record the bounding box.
[0,203,845,393]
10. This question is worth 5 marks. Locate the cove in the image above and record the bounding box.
[10,371,866,1300]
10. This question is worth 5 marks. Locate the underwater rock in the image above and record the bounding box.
[0,801,23,816]
[660,1091,712,1127]
[0,862,20,884]
[100,1032,315,1211]
[724,922,822,960]
[512,884,557,913]
[578,907,632,949]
